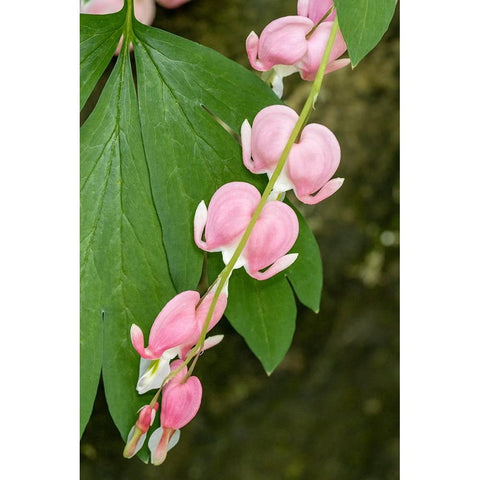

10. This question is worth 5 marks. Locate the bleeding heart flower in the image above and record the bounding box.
[131,287,226,393]
[241,105,344,205]
[160,361,202,430]
[194,182,299,280]
[148,360,202,465]
[130,288,227,361]
[297,0,336,23]
[245,15,349,97]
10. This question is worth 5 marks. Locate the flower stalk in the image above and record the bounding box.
[164,16,340,385]
[305,5,335,39]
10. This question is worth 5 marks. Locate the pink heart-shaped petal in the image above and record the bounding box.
[286,123,341,200]
[244,201,299,275]
[198,182,261,252]
[248,105,299,174]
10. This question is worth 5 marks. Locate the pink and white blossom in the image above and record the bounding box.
[130,289,226,361]
[148,360,202,465]
[246,16,348,97]
[194,182,299,280]
[241,105,344,205]
[131,288,226,393]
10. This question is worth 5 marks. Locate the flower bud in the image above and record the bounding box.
[123,403,159,458]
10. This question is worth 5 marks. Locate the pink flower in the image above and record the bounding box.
[161,361,202,429]
[194,182,299,280]
[246,16,313,73]
[156,0,190,8]
[80,0,156,54]
[131,288,226,393]
[123,402,159,458]
[130,289,226,361]
[246,16,349,96]
[297,0,336,23]
[241,105,344,205]
[148,360,202,465]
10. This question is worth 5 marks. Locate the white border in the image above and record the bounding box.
[401,1,480,478]
[0,2,79,478]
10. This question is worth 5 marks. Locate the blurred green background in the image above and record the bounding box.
[80,1,399,478]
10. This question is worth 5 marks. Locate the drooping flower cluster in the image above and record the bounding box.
[246,0,350,97]
[123,178,302,463]
[120,0,346,466]
[123,286,227,462]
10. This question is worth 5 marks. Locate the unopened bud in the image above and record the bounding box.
[123,403,159,458]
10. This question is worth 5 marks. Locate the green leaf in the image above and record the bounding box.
[334,0,396,67]
[208,255,297,375]
[133,20,281,292]
[80,6,325,447]
[285,201,323,313]
[80,48,176,439]
[80,9,125,110]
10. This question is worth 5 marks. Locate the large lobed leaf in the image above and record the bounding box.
[335,0,397,67]
[80,44,176,437]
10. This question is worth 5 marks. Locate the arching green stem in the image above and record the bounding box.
[165,18,340,384]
